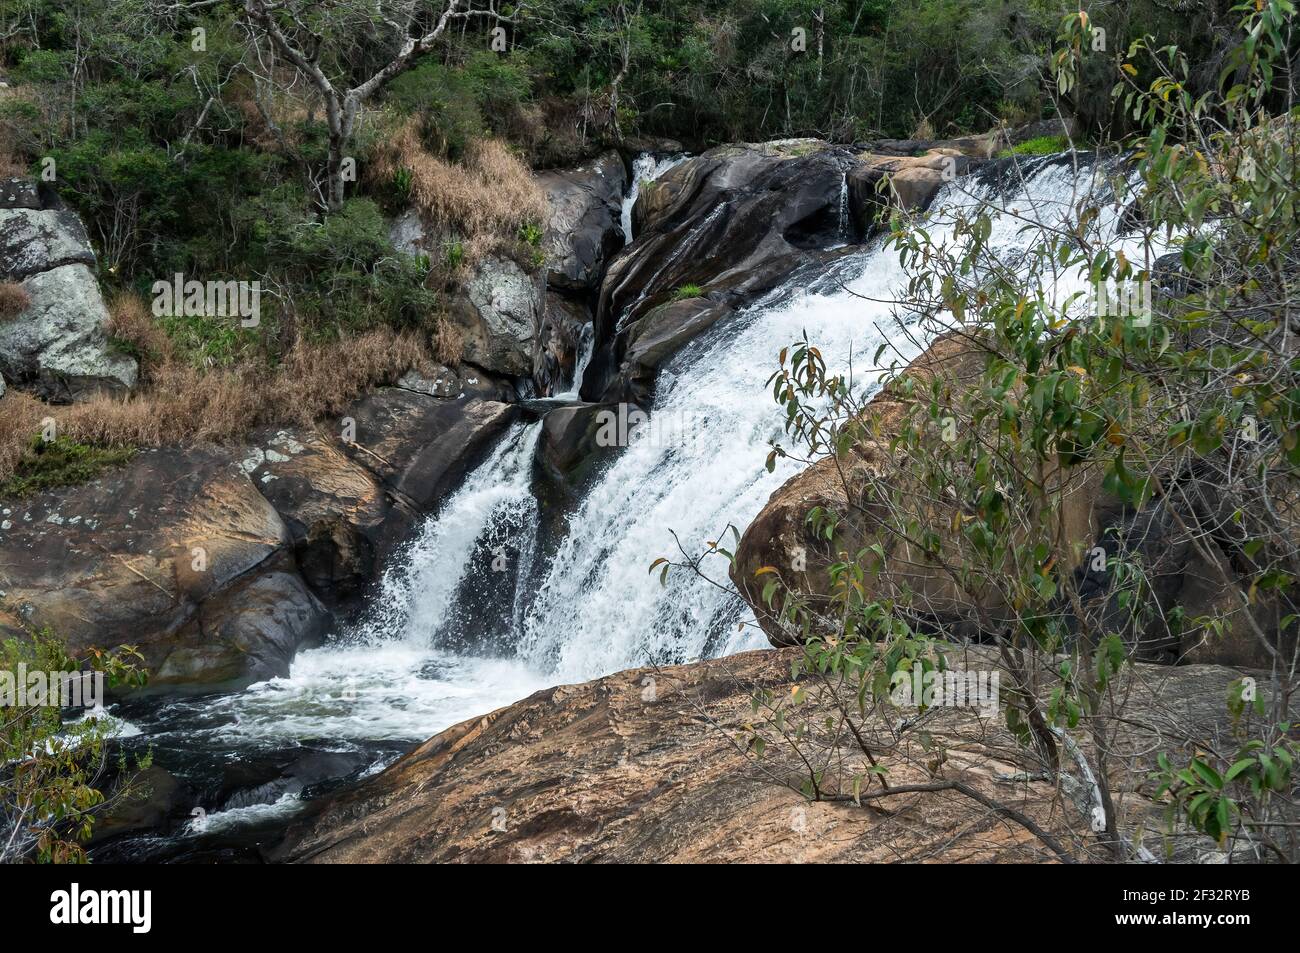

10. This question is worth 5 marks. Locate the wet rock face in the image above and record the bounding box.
[586,140,858,403]
[274,645,1268,864]
[0,184,138,400]
[537,151,626,292]
[532,291,589,397]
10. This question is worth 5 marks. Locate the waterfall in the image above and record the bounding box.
[621,153,687,244]
[836,171,850,243]
[138,154,1139,756]
[557,322,595,399]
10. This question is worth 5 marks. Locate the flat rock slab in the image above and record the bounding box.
[275,645,1265,863]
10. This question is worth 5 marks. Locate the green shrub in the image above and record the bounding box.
[157,313,259,368]
[0,625,148,863]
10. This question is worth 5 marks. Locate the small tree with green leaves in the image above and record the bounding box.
[1,627,147,863]
[666,0,1299,862]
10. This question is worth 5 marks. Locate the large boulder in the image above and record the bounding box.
[585,139,858,403]
[337,388,521,511]
[452,255,544,377]
[0,186,137,401]
[731,334,1291,668]
[537,151,626,291]
[239,428,396,606]
[0,264,138,401]
[0,388,528,690]
[274,645,1267,863]
[731,335,1008,646]
[846,150,976,236]
[0,447,324,691]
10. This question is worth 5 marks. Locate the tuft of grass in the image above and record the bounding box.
[998,134,1070,158]
[0,435,136,499]
[673,284,703,301]
[157,313,260,369]
[0,281,30,321]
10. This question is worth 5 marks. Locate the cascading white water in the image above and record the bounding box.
[556,323,594,399]
[621,153,688,244]
[836,171,850,242]
[124,154,1142,772]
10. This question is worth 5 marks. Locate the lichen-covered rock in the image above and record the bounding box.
[453,256,544,377]
[0,186,138,401]
[0,263,138,400]
[0,206,96,278]
[0,177,41,210]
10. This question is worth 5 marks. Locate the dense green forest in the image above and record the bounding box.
[0,0,1246,328]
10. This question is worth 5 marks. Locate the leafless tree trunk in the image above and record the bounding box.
[240,0,517,211]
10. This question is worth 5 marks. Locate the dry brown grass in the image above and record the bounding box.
[106,291,172,365]
[0,327,432,485]
[369,119,546,254]
[0,151,24,177]
[0,281,30,320]
[430,315,465,365]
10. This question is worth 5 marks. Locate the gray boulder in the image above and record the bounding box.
[0,206,96,279]
[453,255,543,377]
[0,263,138,401]
[0,177,41,210]
[0,184,138,401]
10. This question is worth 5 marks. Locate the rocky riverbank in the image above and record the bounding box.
[1,132,990,694]
[273,645,1264,864]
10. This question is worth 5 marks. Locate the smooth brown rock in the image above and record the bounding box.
[275,645,1264,864]
[338,389,521,512]
[732,335,1013,645]
[0,447,319,689]
[537,151,626,291]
